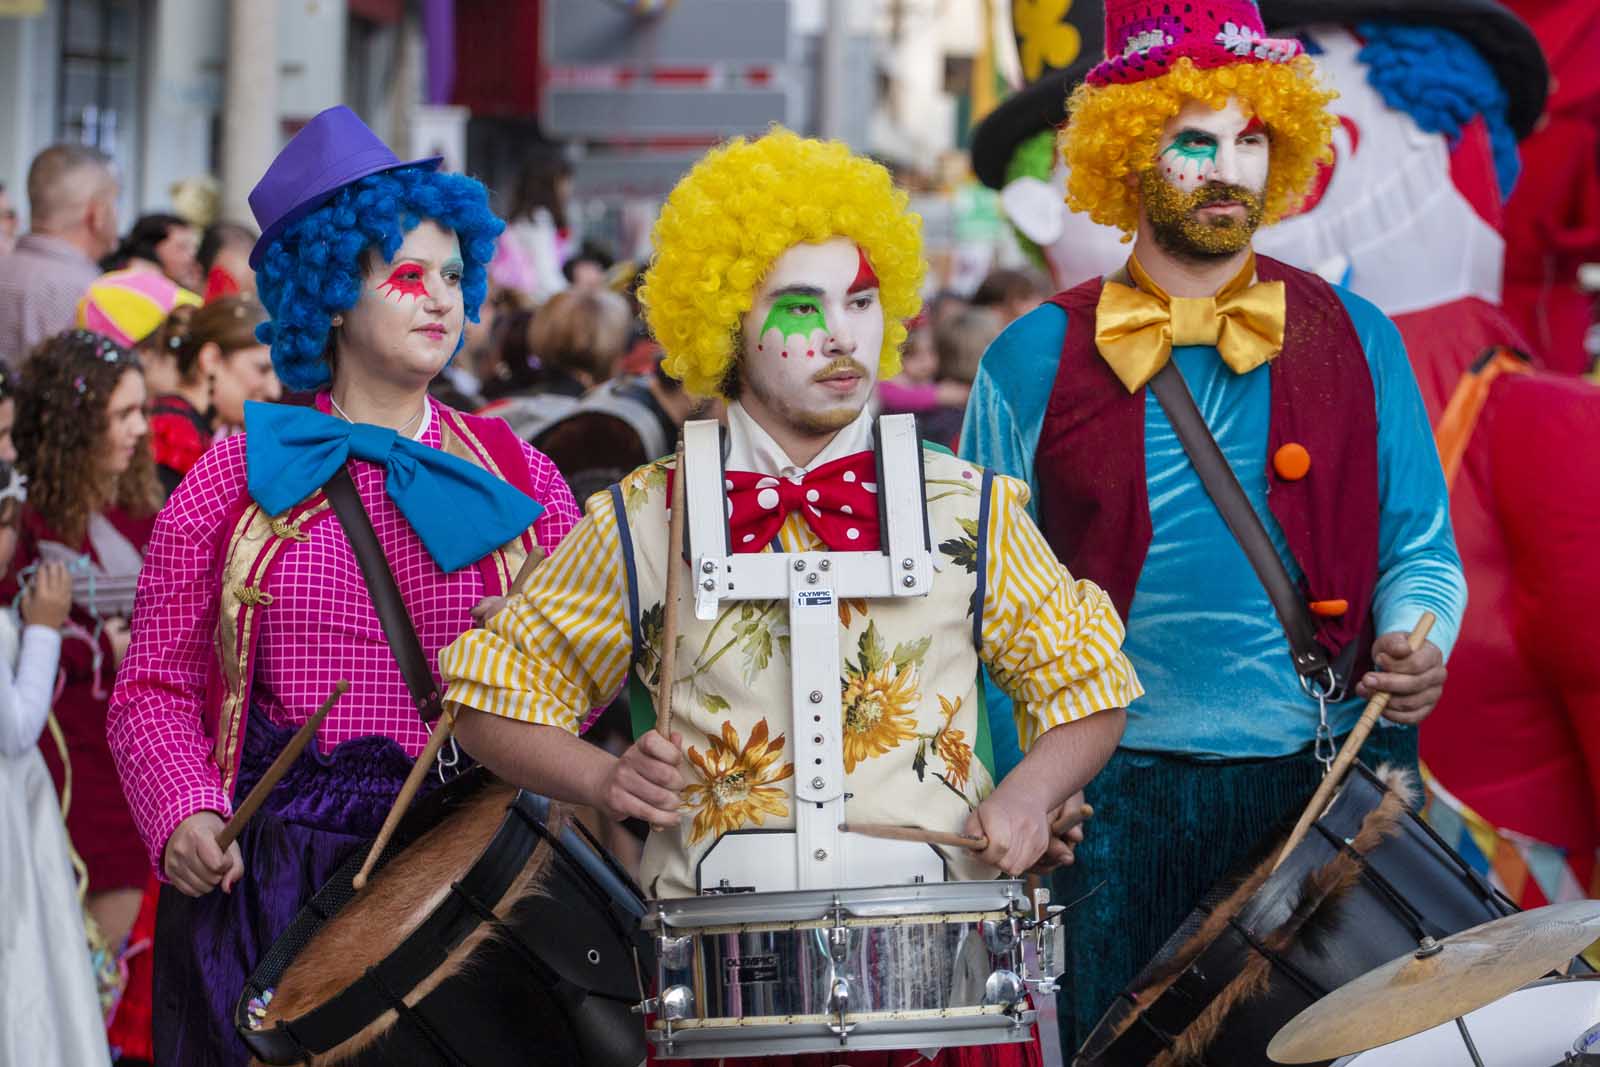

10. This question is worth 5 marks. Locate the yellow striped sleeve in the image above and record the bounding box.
[440,491,634,732]
[978,473,1144,751]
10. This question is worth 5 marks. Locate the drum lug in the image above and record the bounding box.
[658,934,693,970]
[660,984,694,1021]
[983,968,1026,1007]
[827,976,856,1039]
[827,898,850,964]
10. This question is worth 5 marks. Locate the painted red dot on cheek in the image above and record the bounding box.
[807,350,814,357]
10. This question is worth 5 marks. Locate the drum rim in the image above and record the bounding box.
[648,878,1027,929]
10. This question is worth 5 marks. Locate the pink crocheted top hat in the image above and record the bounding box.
[1087,0,1304,86]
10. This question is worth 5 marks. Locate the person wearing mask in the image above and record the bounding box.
[2,330,160,962]
[107,106,578,1066]
[101,213,204,293]
[197,221,258,302]
[0,145,120,366]
[0,183,18,256]
[147,296,279,496]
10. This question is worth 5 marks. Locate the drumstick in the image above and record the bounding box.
[352,704,457,891]
[218,679,348,850]
[353,547,553,891]
[1273,612,1436,871]
[654,441,688,740]
[510,545,546,594]
[841,804,1095,852]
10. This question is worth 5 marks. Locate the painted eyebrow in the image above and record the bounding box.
[765,284,825,300]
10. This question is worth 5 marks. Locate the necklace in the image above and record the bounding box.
[329,394,427,437]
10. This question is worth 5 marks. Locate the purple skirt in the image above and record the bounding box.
[152,714,431,1067]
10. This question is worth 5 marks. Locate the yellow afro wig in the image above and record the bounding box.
[639,127,924,398]
[1060,56,1336,237]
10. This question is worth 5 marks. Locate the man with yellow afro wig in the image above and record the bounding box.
[961,0,1467,1053]
[440,127,1146,1065]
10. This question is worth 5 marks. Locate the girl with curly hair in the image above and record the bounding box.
[146,296,280,497]
[105,106,578,1066]
[0,329,160,960]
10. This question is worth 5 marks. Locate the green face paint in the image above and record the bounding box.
[759,294,829,354]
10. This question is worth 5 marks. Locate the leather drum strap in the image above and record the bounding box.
[1148,362,1332,683]
[323,465,444,722]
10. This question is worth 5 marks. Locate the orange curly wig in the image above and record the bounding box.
[1060,56,1337,237]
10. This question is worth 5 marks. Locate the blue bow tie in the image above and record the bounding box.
[244,401,544,573]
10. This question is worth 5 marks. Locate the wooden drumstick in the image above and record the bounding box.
[510,545,546,594]
[352,704,457,891]
[842,804,1095,853]
[353,547,553,891]
[218,679,348,851]
[654,441,688,740]
[1273,612,1436,871]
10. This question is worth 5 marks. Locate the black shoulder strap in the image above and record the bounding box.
[1147,363,1331,683]
[323,466,444,721]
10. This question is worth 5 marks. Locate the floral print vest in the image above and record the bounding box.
[609,449,1003,899]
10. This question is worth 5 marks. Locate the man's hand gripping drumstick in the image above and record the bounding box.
[352,547,549,891]
[843,798,1096,870]
[165,680,349,897]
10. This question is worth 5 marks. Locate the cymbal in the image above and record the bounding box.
[1268,900,1600,1063]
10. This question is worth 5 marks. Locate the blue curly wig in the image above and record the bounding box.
[254,166,505,392]
[1356,23,1521,201]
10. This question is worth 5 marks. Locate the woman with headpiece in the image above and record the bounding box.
[107,106,579,1065]
[0,364,111,1066]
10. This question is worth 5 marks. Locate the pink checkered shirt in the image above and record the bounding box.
[107,398,579,872]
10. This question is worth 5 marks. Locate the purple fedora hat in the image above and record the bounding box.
[247,105,442,269]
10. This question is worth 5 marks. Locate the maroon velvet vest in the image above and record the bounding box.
[1034,255,1380,678]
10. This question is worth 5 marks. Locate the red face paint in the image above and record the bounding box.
[378,263,429,302]
[1240,117,1268,138]
[848,248,879,294]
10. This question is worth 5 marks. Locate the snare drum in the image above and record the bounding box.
[646,880,1063,1059]
[1331,976,1600,1066]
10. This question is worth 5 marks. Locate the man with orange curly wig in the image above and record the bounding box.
[440,127,1143,1065]
[962,0,1468,1050]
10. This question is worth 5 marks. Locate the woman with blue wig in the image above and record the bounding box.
[106,107,580,1065]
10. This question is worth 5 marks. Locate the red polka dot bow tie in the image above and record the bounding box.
[725,450,881,553]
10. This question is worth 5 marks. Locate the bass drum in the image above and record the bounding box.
[1076,763,1517,1067]
[236,768,652,1067]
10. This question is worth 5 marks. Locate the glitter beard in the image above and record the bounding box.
[1139,169,1265,259]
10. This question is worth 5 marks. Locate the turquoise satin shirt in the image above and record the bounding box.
[962,285,1465,765]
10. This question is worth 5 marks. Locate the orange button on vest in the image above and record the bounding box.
[1273,442,1311,481]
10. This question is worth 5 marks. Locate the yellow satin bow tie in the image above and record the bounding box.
[1094,253,1286,393]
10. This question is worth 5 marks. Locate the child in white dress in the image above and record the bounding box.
[0,455,112,1067]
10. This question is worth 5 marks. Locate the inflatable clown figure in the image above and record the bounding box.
[974,0,1600,926]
